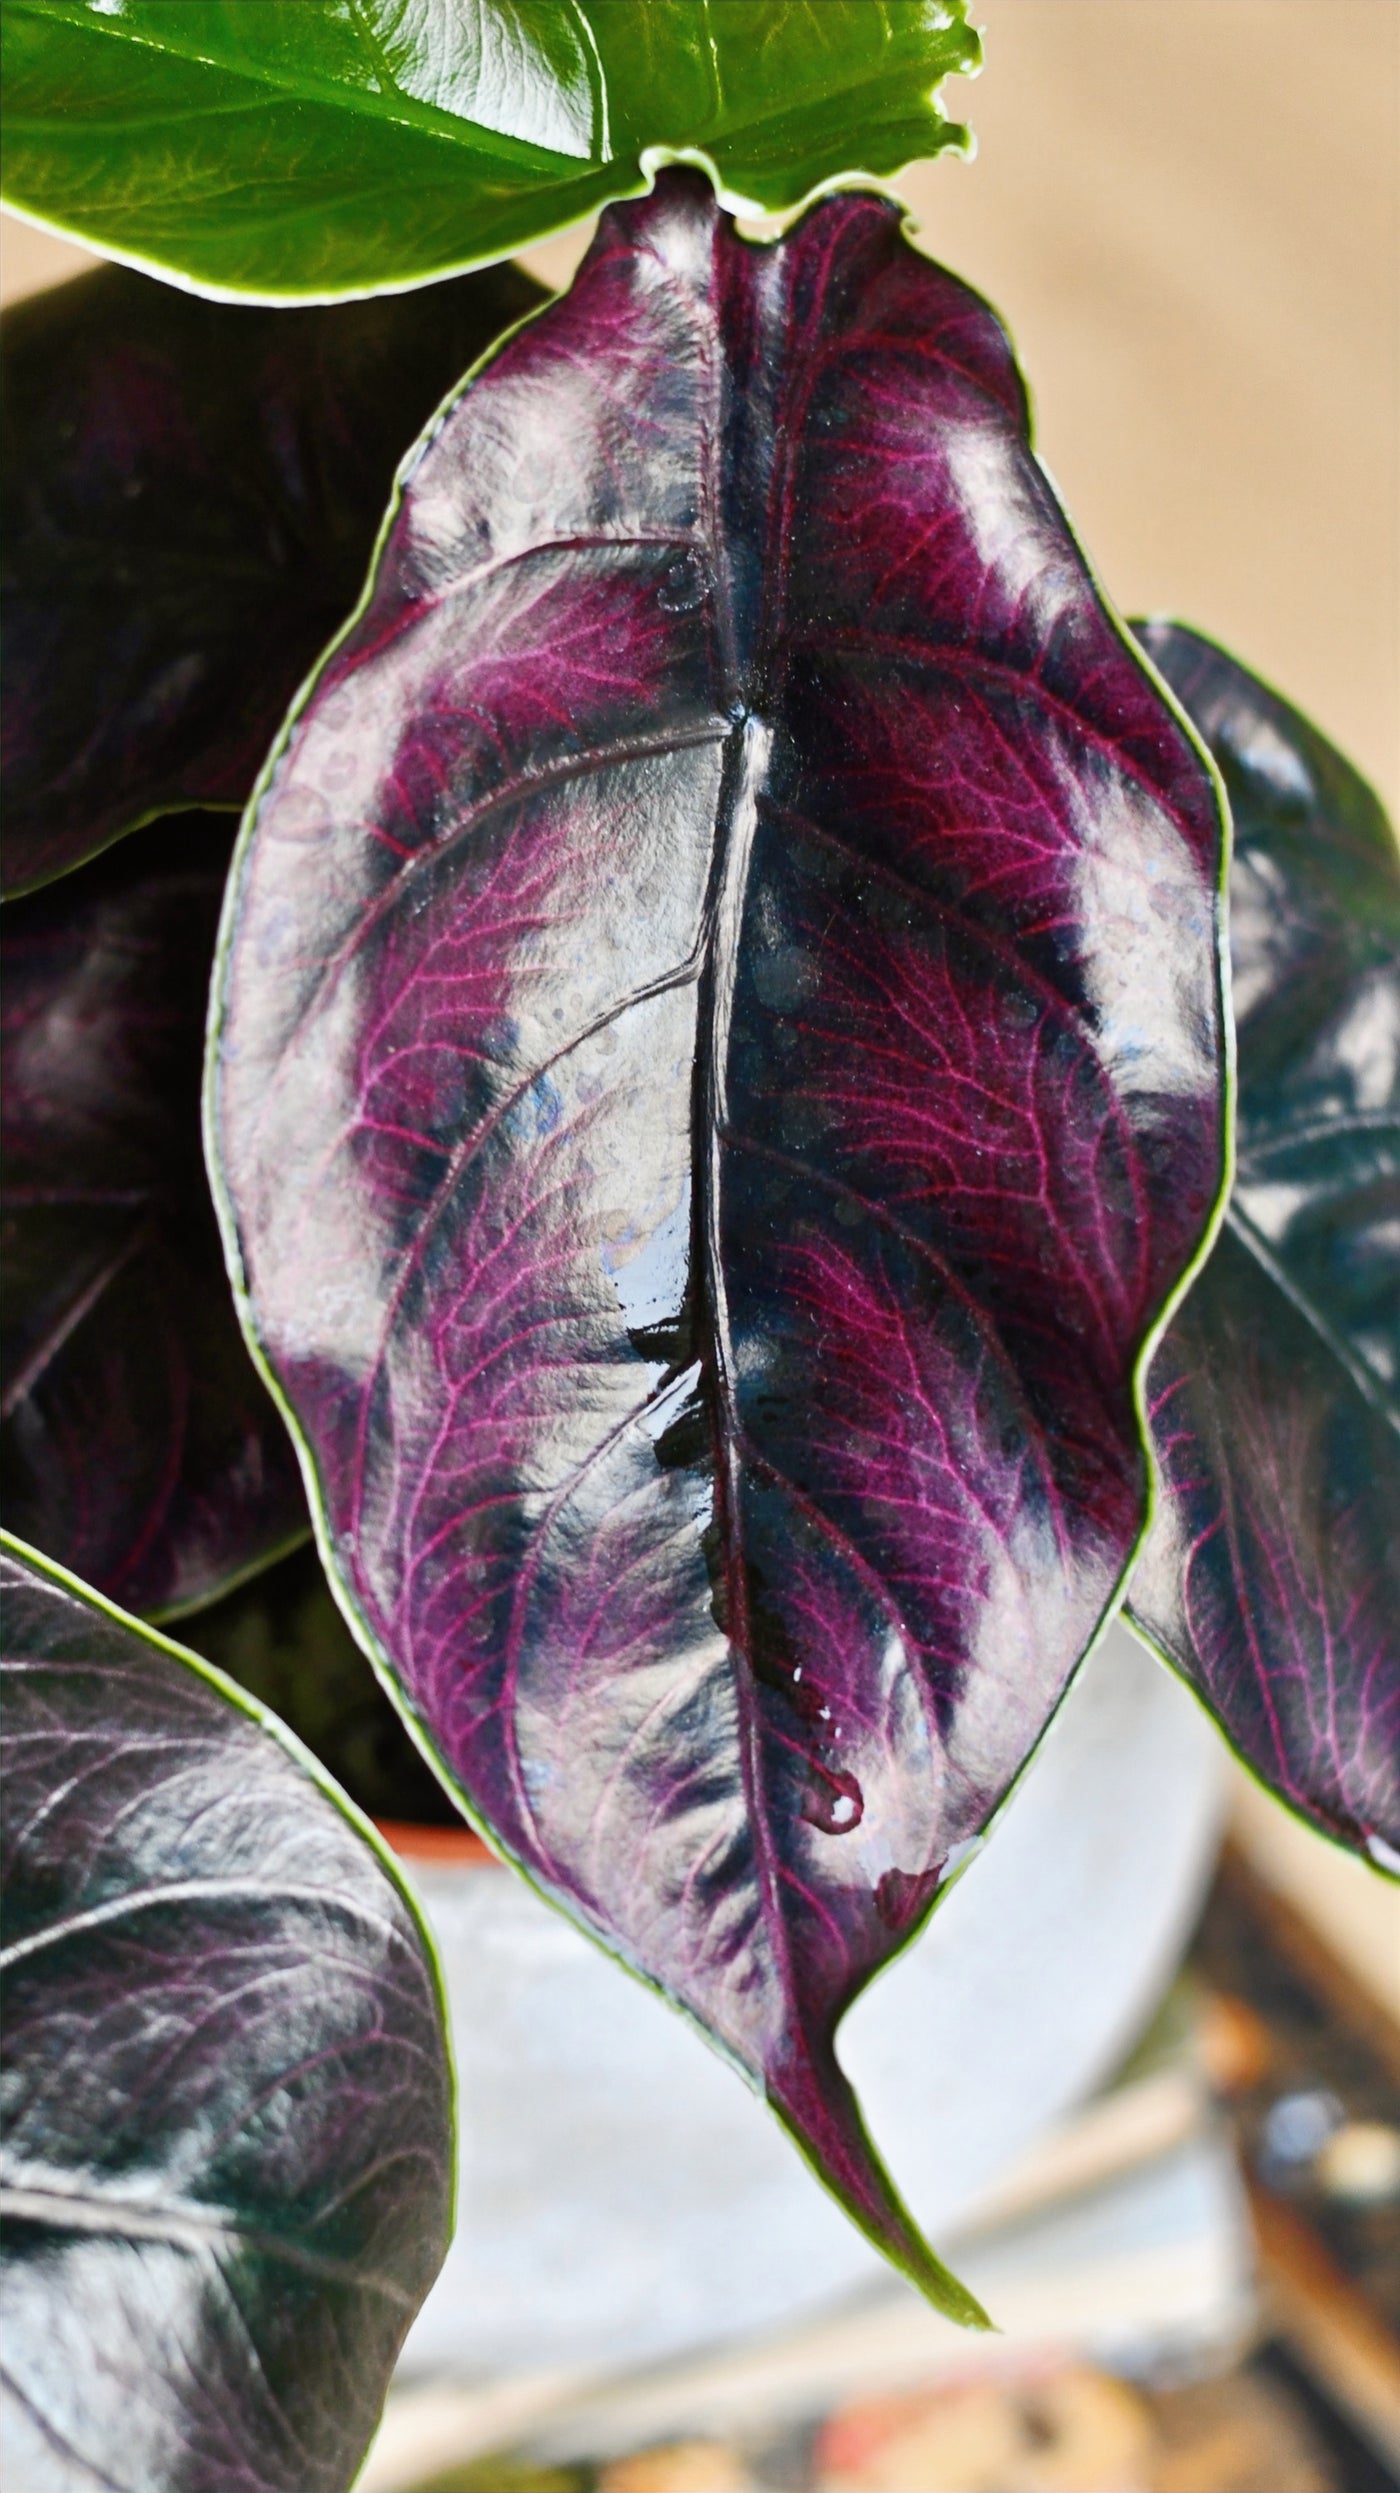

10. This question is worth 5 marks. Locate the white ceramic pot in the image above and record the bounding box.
[392,1622,1225,2380]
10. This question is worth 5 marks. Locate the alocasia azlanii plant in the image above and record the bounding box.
[0,1534,453,2493]
[1,0,1396,2469]
[208,170,1230,2301]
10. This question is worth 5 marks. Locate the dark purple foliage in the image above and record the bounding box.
[1128,623,1400,1868]
[1,813,304,1616]
[211,174,1227,2301]
[0,255,543,895]
[0,1536,453,2493]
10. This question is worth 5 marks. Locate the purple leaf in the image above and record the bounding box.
[0,256,543,896]
[1127,623,1400,1869]
[0,1534,453,2493]
[210,173,1228,2306]
[1,813,304,1616]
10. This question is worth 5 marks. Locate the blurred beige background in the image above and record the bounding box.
[3,1,1395,814]
[2,0,1397,1992]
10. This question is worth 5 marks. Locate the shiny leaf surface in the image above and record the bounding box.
[211,176,1228,2306]
[1128,623,1400,1867]
[0,1535,453,2493]
[1,255,543,895]
[1,814,305,1618]
[1,1,979,302]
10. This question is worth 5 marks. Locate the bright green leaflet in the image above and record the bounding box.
[1,1,979,302]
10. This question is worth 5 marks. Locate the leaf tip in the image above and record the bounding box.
[771,2039,992,2331]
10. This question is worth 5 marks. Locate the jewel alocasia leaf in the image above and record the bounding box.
[0,1535,453,2493]
[1127,623,1400,1869]
[1,255,543,897]
[1,813,305,1619]
[0,2,979,303]
[209,175,1228,2310]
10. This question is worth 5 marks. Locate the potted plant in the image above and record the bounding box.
[2,5,1395,2484]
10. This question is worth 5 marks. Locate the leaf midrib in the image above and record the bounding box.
[0,2176,414,2300]
[1224,1198,1400,1437]
[10,0,972,191]
[0,1220,150,1423]
[1241,1106,1400,1156]
[0,1874,403,1971]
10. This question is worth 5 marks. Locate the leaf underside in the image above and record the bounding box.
[0,814,307,1619]
[212,174,1227,2307]
[0,255,544,896]
[0,1536,453,2493]
[1,1,979,301]
[1128,622,1400,1868]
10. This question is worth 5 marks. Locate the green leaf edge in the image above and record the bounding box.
[1125,1595,1400,1891]
[0,139,976,312]
[0,1521,461,2239]
[1124,615,1400,890]
[143,1516,315,1632]
[1117,612,1400,1890]
[0,2,981,307]
[200,232,1235,2329]
[0,793,245,907]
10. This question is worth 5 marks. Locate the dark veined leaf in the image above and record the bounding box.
[1,1,980,302]
[0,1534,454,2493]
[0,813,305,1618]
[1127,623,1400,1871]
[209,174,1229,2311]
[0,255,543,896]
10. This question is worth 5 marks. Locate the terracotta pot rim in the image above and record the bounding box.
[375,1816,500,1867]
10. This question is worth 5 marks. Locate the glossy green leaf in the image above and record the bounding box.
[0,1533,454,2493]
[1,1,979,301]
[1127,624,1400,1866]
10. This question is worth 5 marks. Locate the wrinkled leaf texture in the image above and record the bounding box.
[0,813,306,1620]
[1127,624,1400,1870]
[1,0,978,302]
[0,255,544,895]
[0,1535,453,2493]
[211,175,1229,2308]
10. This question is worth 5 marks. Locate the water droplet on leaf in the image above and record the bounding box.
[802,1766,863,1835]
